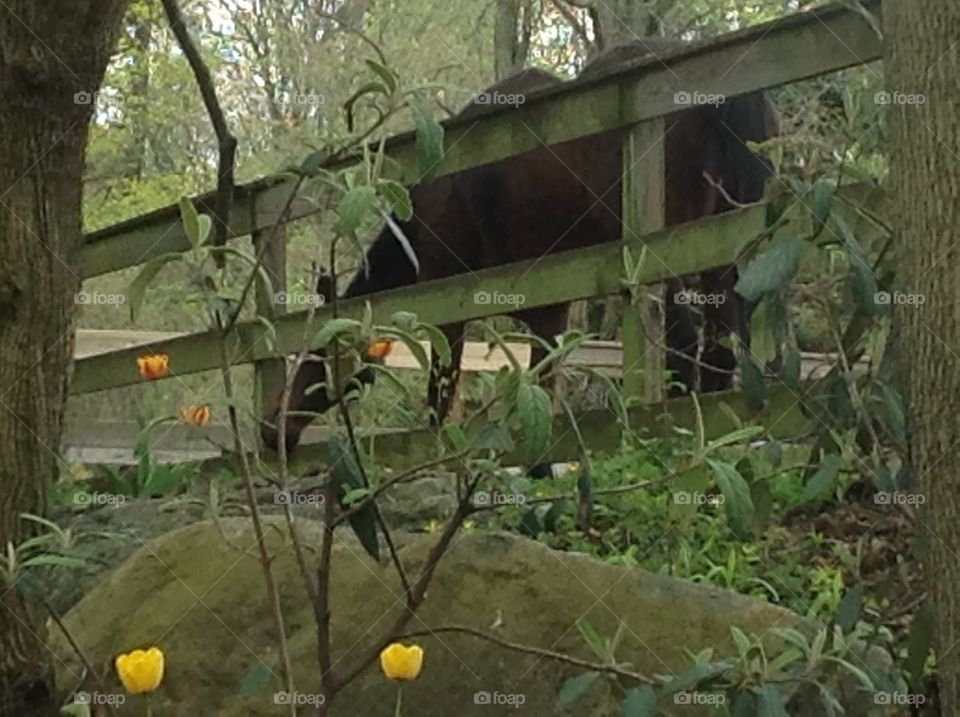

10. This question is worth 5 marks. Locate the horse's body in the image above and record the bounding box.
[262,40,777,453]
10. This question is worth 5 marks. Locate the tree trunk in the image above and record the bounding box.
[887,1,960,712]
[0,2,129,712]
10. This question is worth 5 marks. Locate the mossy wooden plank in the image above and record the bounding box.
[79,2,880,277]
[196,382,811,477]
[70,182,886,395]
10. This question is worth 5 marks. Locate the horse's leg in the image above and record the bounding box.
[428,321,466,427]
[511,303,571,478]
[664,278,699,395]
[699,266,746,392]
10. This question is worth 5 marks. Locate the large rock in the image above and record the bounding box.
[51,519,809,715]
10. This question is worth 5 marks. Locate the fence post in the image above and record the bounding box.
[252,224,287,438]
[621,118,666,405]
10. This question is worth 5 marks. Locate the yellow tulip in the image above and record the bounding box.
[115,647,164,694]
[137,354,170,380]
[380,643,424,681]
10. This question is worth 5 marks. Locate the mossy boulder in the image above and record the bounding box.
[51,519,809,715]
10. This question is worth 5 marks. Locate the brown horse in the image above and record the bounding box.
[261,40,777,453]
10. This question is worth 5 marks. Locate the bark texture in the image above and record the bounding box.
[0,2,129,712]
[887,1,960,711]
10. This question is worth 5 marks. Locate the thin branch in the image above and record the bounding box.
[161,0,238,267]
[398,624,655,684]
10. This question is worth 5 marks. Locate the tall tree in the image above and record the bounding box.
[0,1,129,712]
[887,1,960,712]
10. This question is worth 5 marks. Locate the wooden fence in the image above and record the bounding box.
[69,1,887,468]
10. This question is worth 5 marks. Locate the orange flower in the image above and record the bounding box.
[364,340,393,361]
[179,404,211,426]
[137,354,170,380]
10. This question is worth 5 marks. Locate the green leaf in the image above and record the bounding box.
[555,671,600,711]
[335,185,377,233]
[739,354,767,412]
[519,507,541,537]
[750,298,777,364]
[810,179,833,239]
[365,59,398,94]
[418,323,452,366]
[661,661,733,695]
[622,686,658,717]
[781,348,801,389]
[750,478,774,531]
[408,93,445,179]
[835,584,864,634]
[576,619,606,660]
[178,196,211,248]
[802,454,842,501]
[343,81,389,132]
[380,327,429,369]
[542,499,566,532]
[313,318,362,349]
[756,684,789,716]
[342,488,371,505]
[707,459,755,537]
[517,382,552,464]
[475,424,514,452]
[328,438,379,561]
[299,149,328,176]
[128,252,184,322]
[59,703,91,717]
[735,236,807,301]
[833,215,879,314]
[379,179,413,221]
[239,657,276,696]
[21,554,88,570]
[706,426,764,452]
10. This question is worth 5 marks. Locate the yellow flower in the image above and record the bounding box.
[380,643,424,681]
[115,647,164,694]
[364,340,393,361]
[137,354,170,380]
[178,404,211,426]
[423,520,441,534]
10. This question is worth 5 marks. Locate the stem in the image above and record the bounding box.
[397,624,655,685]
[214,313,295,715]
